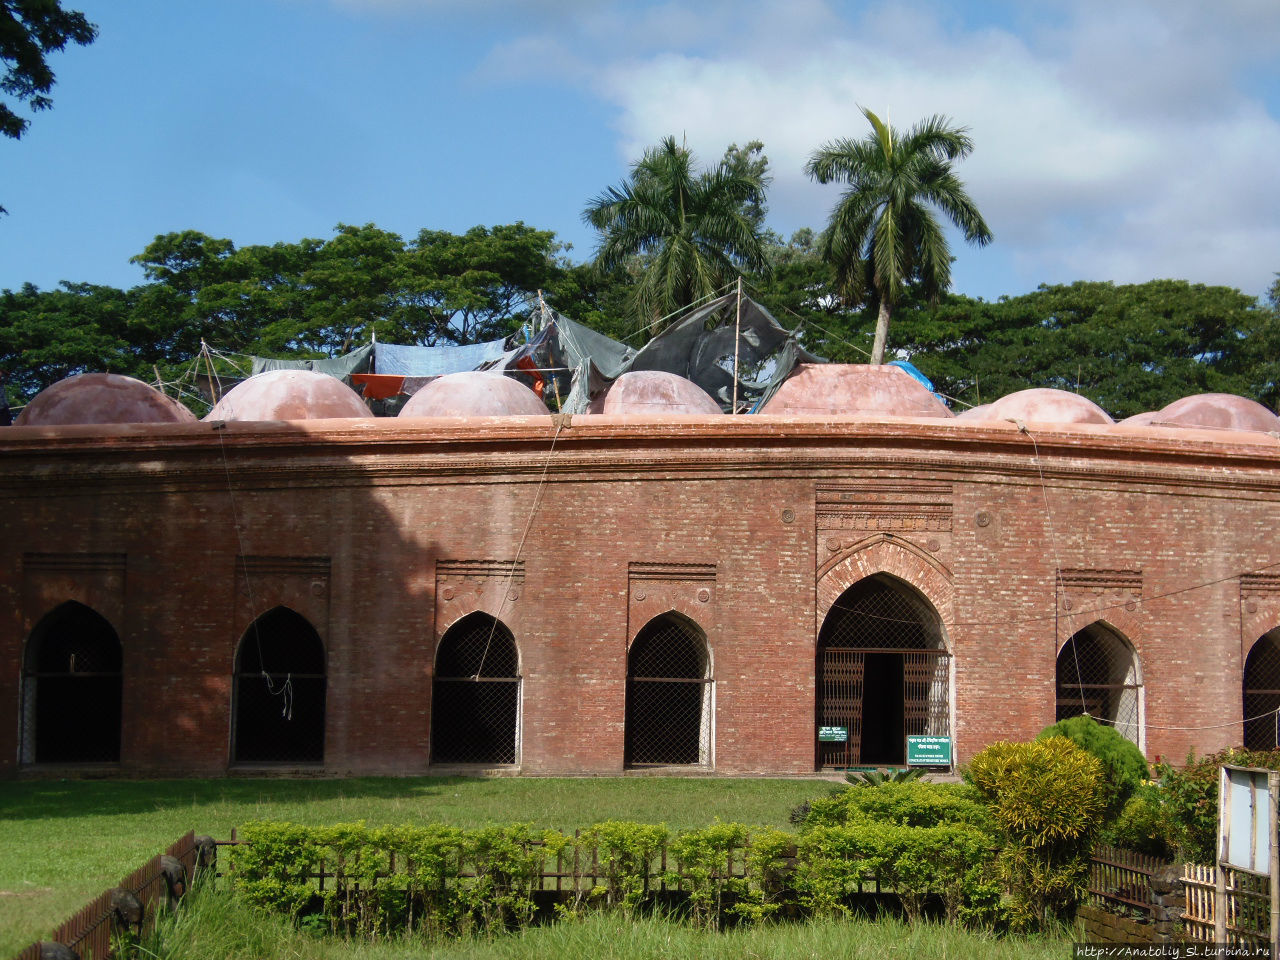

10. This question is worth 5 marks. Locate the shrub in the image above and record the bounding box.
[229,821,325,918]
[966,737,1106,931]
[666,821,749,929]
[798,780,992,831]
[579,820,668,913]
[1104,785,1175,860]
[1036,715,1148,818]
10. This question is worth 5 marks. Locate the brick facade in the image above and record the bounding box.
[2,413,1277,778]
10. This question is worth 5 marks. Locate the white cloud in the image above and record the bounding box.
[483,0,1280,297]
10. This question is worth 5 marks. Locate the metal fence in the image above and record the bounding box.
[431,613,521,765]
[1056,623,1142,745]
[1244,630,1280,750]
[625,615,712,767]
[12,831,202,960]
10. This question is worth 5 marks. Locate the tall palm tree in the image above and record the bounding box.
[806,109,993,364]
[584,136,770,331]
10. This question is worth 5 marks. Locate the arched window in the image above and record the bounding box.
[1244,629,1280,750]
[625,613,712,767]
[1056,622,1143,747]
[232,607,326,764]
[816,575,949,768]
[431,613,520,765]
[22,602,123,764]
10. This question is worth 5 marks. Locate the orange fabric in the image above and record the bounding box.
[350,374,406,400]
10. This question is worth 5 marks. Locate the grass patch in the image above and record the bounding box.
[0,775,827,955]
[147,886,1071,959]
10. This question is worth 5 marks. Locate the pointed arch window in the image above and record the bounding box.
[1056,622,1143,747]
[22,602,122,764]
[431,613,521,765]
[232,607,326,764]
[625,613,712,767]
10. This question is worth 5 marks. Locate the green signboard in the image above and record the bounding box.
[906,736,952,766]
[818,726,848,743]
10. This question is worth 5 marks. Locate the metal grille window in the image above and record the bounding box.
[625,614,712,767]
[817,575,949,768]
[431,613,520,765]
[1244,629,1280,750]
[21,601,122,764]
[1056,623,1142,746]
[233,607,326,764]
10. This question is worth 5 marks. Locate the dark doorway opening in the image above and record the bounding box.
[233,607,326,764]
[23,602,122,764]
[861,653,905,765]
[816,575,949,769]
[431,613,520,765]
[625,613,711,767]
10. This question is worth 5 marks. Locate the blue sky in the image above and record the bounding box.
[2,0,1279,304]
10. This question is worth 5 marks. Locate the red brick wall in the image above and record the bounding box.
[1,415,1277,777]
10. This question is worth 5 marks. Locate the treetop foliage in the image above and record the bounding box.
[0,0,96,141]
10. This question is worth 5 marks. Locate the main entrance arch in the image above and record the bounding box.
[816,574,949,768]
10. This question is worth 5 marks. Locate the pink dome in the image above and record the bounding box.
[1154,393,1279,433]
[954,403,993,421]
[586,371,722,415]
[16,373,197,426]
[760,364,953,418]
[207,370,372,421]
[399,372,548,418]
[985,388,1113,425]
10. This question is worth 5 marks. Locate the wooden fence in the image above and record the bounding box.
[1182,861,1271,945]
[11,831,203,960]
[1087,843,1163,919]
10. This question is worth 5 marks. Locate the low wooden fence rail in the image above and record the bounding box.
[1087,843,1162,919]
[12,831,205,960]
[1182,861,1271,946]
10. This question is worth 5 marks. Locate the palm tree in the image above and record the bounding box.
[806,109,993,364]
[584,136,770,331]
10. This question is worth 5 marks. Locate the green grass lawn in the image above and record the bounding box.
[148,888,1072,960]
[0,775,831,956]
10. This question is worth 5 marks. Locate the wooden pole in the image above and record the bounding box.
[1270,771,1279,955]
[732,277,742,414]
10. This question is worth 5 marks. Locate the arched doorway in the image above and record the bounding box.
[625,613,712,767]
[22,602,123,764]
[232,607,326,763]
[1244,628,1280,750]
[816,575,949,768]
[431,613,521,765]
[1056,622,1143,747]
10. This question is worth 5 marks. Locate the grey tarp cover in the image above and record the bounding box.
[374,338,510,377]
[507,293,823,414]
[250,343,374,383]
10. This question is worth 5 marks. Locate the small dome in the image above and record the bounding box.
[760,364,953,418]
[586,371,722,415]
[985,388,1113,425]
[399,371,548,418]
[954,403,993,421]
[207,370,372,421]
[16,373,197,426]
[1154,393,1278,433]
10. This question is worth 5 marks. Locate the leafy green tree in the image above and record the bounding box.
[806,108,992,364]
[584,135,771,332]
[1,0,97,212]
[0,281,142,403]
[892,280,1280,415]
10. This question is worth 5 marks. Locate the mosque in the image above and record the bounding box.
[3,344,1280,778]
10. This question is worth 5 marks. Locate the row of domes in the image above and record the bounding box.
[12,367,1280,436]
